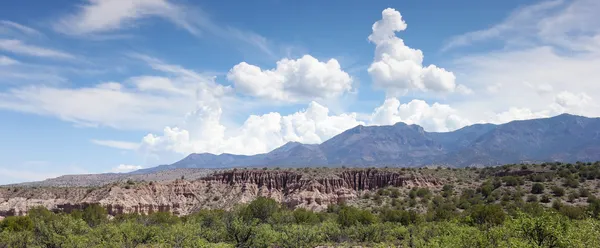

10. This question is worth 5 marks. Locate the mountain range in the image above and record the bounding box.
[133,114,600,173]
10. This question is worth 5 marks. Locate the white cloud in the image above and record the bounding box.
[367,8,465,95]
[227,55,353,102]
[0,55,18,66]
[54,0,197,36]
[0,20,42,36]
[0,55,230,130]
[444,0,600,52]
[488,107,554,124]
[443,0,565,51]
[370,98,471,132]
[141,101,363,156]
[54,0,275,56]
[0,39,74,59]
[91,139,139,150]
[555,91,592,108]
[111,164,143,173]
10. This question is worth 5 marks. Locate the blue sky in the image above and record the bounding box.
[1,0,599,184]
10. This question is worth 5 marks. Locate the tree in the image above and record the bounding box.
[0,216,33,232]
[468,204,506,226]
[531,183,545,194]
[82,204,108,227]
[337,205,376,227]
[241,197,279,223]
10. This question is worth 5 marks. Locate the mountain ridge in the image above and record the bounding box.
[133,113,600,173]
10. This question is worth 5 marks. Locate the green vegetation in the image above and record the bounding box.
[1,198,600,247]
[2,161,600,247]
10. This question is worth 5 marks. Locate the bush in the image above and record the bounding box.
[241,197,279,223]
[564,177,580,188]
[468,204,506,226]
[531,183,545,194]
[541,194,551,203]
[389,188,401,198]
[551,186,565,197]
[442,184,454,197]
[579,188,590,198]
[527,195,538,202]
[503,176,521,186]
[82,204,108,227]
[0,216,33,232]
[337,205,377,227]
[416,188,431,198]
[292,208,320,224]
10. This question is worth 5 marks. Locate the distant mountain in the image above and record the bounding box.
[133,113,600,172]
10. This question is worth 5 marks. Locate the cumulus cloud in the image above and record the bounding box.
[227,55,353,101]
[368,8,466,95]
[555,91,592,108]
[111,164,143,173]
[0,39,74,59]
[140,100,363,156]
[370,98,471,132]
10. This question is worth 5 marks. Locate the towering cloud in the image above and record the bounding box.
[368,8,467,95]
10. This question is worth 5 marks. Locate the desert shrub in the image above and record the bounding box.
[564,177,580,188]
[337,205,377,227]
[551,186,565,197]
[441,184,454,197]
[0,216,33,232]
[389,188,401,198]
[531,183,545,194]
[527,195,538,202]
[292,208,320,224]
[540,194,550,203]
[241,197,279,223]
[503,176,521,186]
[579,187,590,198]
[416,188,431,198]
[81,204,108,227]
[467,204,506,226]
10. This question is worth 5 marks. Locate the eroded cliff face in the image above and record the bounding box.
[0,169,442,216]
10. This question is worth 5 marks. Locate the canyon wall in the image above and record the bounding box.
[0,169,442,216]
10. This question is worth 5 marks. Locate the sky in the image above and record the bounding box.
[1,0,599,184]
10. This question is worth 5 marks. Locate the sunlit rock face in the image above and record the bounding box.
[0,169,442,216]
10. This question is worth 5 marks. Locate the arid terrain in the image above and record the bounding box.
[2,162,599,218]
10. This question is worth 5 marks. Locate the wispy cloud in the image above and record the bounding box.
[442,0,567,51]
[0,20,42,36]
[0,55,19,66]
[54,0,275,57]
[54,0,199,36]
[91,139,139,150]
[0,39,75,59]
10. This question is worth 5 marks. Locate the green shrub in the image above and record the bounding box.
[0,216,33,232]
[241,197,279,223]
[337,205,377,227]
[531,183,545,194]
[467,204,506,226]
[551,186,565,197]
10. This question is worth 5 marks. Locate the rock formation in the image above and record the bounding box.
[0,169,442,217]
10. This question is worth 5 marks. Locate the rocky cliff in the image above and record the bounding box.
[0,169,442,217]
